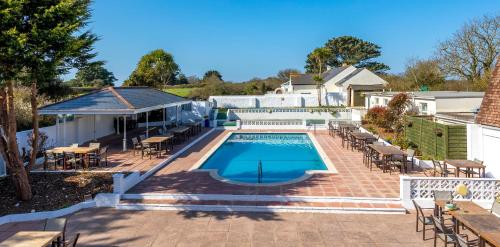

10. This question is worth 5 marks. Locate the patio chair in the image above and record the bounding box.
[455,232,480,247]
[491,200,500,215]
[70,143,79,148]
[459,159,483,178]
[63,152,82,170]
[44,218,67,244]
[432,160,454,177]
[412,200,433,240]
[433,190,453,218]
[141,142,159,159]
[387,158,405,175]
[65,233,80,247]
[131,137,142,156]
[406,149,416,170]
[90,146,108,167]
[44,151,63,170]
[432,215,457,247]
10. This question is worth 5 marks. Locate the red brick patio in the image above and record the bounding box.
[130,130,423,198]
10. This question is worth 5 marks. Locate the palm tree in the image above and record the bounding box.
[310,47,331,106]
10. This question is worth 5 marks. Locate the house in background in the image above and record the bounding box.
[468,60,500,178]
[365,91,484,116]
[277,65,387,106]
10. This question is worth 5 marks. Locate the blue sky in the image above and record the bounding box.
[83,0,499,84]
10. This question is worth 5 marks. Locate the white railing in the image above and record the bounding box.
[400,176,500,209]
[241,119,303,126]
[231,107,352,113]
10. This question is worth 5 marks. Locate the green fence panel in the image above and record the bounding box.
[404,116,467,160]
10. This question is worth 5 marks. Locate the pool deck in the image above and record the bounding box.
[129,129,423,198]
[0,208,433,246]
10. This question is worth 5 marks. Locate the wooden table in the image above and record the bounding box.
[368,144,407,173]
[350,132,376,151]
[435,200,499,247]
[47,146,98,169]
[445,159,486,178]
[184,121,202,135]
[141,135,174,156]
[170,126,191,143]
[0,231,62,247]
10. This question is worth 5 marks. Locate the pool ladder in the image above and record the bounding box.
[258,160,263,183]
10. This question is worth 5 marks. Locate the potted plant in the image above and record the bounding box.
[434,128,443,137]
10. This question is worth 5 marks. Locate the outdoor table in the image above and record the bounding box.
[435,200,499,246]
[368,144,407,173]
[350,132,376,151]
[184,121,202,135]
[445,159,486,178]
[0,231,62,247]
[47,146,99,169]
[170,126,190,143]
[338,123,357,133]
[141,135,174,156]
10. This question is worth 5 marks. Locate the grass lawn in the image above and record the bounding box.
[163,87,196,97]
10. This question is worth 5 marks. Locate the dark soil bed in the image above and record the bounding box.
[0,172,113,217]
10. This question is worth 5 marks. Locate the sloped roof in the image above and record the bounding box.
[476,61,500,128]
[334,68,364,86]
[39,87,190,115]
[365,91,484,99]
[291,66,349,85]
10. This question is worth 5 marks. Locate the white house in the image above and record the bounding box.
[365,91,484,115]
[277,65,387,106]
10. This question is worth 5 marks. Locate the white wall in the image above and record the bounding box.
[435,97,483,113]
[291,85,317,95]
[467,124,500,178]
[209,94,325,108]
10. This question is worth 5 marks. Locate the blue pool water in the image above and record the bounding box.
[199,133,328,184]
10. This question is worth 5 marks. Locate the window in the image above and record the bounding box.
[419,102,428,114]
[383,99,389,105]
[375,98,380,105]
[181,103,192,111]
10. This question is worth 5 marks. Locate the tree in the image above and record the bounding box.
[436,15,499,88]
[124,49,180,87]
[403,58,445,90]
[305,36,390,73]
[309,47,331,106]
[203,70,223,81]
[68,61,116,87]
[277,69,301,81]
[0,0,96,201]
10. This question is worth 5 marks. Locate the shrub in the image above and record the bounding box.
[365,106,389,128]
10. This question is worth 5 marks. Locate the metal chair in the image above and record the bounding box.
[44,218,67,243]
[63,152,82,170]
[90,146,108,167]
[141,142,158,159]
[455,232,480,247]
[432,160,454,177]
[44,151,63,170]
[406,149,416,170]
[432,215,457,247]
[131,137,142,156]
[65,233,80,247]
[491,200,500,215]
[412,200,434,240]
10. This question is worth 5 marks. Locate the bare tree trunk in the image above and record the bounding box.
[26,83,39,172]
[0,81,33,201]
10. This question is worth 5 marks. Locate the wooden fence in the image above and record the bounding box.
[405,116,467,160]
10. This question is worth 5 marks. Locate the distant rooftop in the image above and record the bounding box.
[365,91,485,99]
[290,66,350,85]
[39,87,190,115]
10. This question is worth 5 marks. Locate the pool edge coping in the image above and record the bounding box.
[189,131,338,187]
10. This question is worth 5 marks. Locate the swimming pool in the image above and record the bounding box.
[197,133,332,185]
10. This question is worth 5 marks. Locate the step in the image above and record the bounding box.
[117,194,407,214]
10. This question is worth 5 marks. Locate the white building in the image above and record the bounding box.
[365,91,484,115]
[277,65,387,106]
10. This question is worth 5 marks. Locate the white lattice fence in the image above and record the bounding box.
[400,176,500,209]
